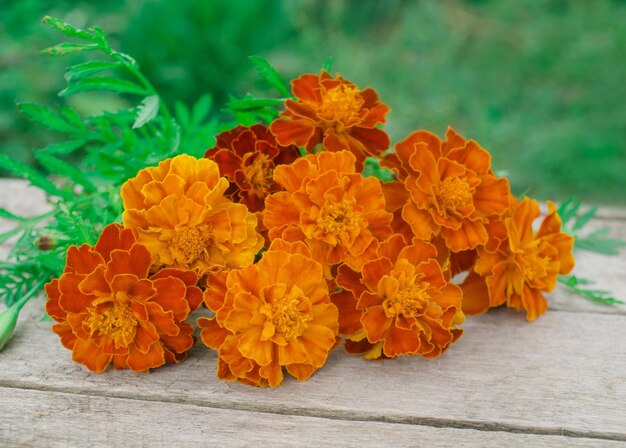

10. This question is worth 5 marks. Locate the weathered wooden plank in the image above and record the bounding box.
[3,388,622,448]
[1,299,625,441]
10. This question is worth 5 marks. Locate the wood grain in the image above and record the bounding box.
[2,178,626,446]
[2,299,625,442]
[2,387,623,448]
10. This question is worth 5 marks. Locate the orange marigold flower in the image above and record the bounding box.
[198,239,338,387]
[333,234,465,359]
[383,128,511,252]
[121,154,263,276]
[263,150,393,276]
[464,197,575,321]
[269,70,391,169]
[205,124,301,213]
[45,223,203,373]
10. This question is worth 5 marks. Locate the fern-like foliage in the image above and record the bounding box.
[0,17,225,308]
[556,197,626,305]
[558,197,626,255]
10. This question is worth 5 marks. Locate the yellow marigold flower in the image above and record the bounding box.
[463,197,575,320]
[263,150,393,277]
[198,239,339,387]
[121,154,263,276]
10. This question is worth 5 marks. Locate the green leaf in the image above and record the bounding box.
[0,228,24,246]
[572,206,598,231]
[175,101,191,129]
[227,97,285,110]
[362,157,395,181]
[0,153,68,199]
[60,107,86,130]
[41,16,99,42]
[248,56,290,97]
[191,94,213,127]
[59,77,148,97]
[18,103,78,133]
[42,42,100,56]
[133,96,160,129]
[34,152,97,192]
[65,60,120,82]
[40,139,86,155]
[0,209,27,222]
[322,56,333,72]
[89,27,111,51]
[559,275,625,305]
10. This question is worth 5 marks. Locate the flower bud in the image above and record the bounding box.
[0,305,20,351]
[35,236,56,251]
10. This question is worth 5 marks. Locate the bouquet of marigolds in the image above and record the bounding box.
[1,18,624,387]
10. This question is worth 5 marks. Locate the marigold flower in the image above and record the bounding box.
[383,128,510,252]
[205,124,301,213]
[121,154,263,276]
[263,150,393,276]
[333,234,464,359]
[45,224,203,373]
[198,239,338,387]
[269,70,390,169]
[464,197,575,320]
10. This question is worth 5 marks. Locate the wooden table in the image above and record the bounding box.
[1,179,625,447]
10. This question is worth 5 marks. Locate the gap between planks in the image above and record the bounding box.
[4,388,622,448]
[1,300,625,441]
[1,382,626,444]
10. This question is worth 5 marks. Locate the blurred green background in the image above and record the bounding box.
[1,0,625,202]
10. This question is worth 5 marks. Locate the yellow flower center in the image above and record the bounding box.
[170,225,211,263]
[383,283,430,318]
[317,199,359,240]
[244,154,272,194]
[318,85,364,122]
[435,177,473,214]
[262,286,312,340]
[86,302,137,348]
[518,250,550,281]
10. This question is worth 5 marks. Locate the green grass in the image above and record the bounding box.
[2,0,625,203]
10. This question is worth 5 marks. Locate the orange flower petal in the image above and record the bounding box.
[126,342,165,372]
[72,338,112,373]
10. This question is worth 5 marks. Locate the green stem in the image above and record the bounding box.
[121,57,173,122]
[12,280,44,314]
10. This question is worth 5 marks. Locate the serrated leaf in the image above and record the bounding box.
[322,57,333,73]
[248,56,290,97]
[0,153,68,199]
[60,107,86,130]
[41,139,86,155]
[34,152,97,192]
[42,16,98,42]
[191,94,213,127]
[65,60,119,82]
[42,42,100,56]
[59,78,148,97]
[89,27,110,51]
[133,96,159,129]
[558,275,625,305]
[18,103,77,133]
